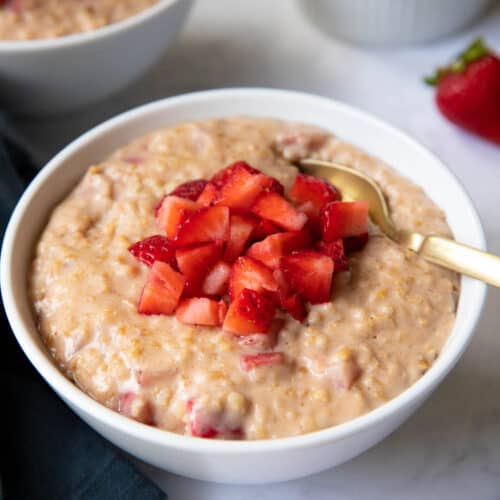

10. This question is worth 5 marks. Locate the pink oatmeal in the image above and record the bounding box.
[31,117,459,440]
[0,0,159,40]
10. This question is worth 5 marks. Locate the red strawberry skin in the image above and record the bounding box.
[223,288,276,335]
[280,251,334,304]
[138,261,186,315]
[289,173,340,215]
[320,201,368,242]
[128,235,176,267]
[169,179,208,201]
[317,239,349,272]
[229,256,279,300]
[436,54,500,144]
[240,352,284,371]
[174,206,230,246]
[210,161,259,189]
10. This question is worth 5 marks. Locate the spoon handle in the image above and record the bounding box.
[407,233,500,287]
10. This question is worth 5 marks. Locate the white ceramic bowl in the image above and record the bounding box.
[1,89,487,484]
[300,0,494,45]
[0,0,193,115]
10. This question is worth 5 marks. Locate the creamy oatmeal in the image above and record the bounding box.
[31,117,458,440]
[0,0,158,40]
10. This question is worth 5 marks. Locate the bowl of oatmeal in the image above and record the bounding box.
[0,0,193,115]
[1,89,486,483]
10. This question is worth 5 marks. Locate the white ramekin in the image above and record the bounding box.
[300,0,494,45]
[0,88,487,484]
[0,0,193,115]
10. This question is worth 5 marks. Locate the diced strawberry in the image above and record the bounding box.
[329,354,361,390]
[237,330,278,351]
[187,399,242,439]
[210,161,259,189]
[174,206,230,246]
[175,242,222,281]
[251,218,282,241]
[169,179,208,201]
[118,392,154,425]
[215,169,274,211]
[123,154,145,164]
[240,352,285,371]
[280,294,307,322]
[289,174,340,216]
[176,298,227,326]
[272,268,290,296]
[155,196,201,238]
[182,278,203,298]
[344,232,369,253]
[252,192,307,231]
[280,251,334,304]
[223,288,276,335]
[187,399,218,438]
[224,214,258,263]
[267,178,285,195]
[138,261,186,315]
[229,256,279,300]
[128,235,176,267]
[320,201,369,241]
[196,182,218,206]
[317,239,349,272]
[203,261,232,296]
[246,230,311,269]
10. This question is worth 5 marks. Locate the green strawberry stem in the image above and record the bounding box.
[424,37,490,86]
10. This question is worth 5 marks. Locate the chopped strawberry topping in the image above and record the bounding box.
[203,261,231,296]
[155,196,201,238]
[320,201,369,241]
[176,297,227,326]
[237,330,278,351]
[280,251,334,304]
[317,239,349,272]
[174,206,230,246]
[138,261,186,315]
[240,352,285,371]
[118,392,154,425]
[187,398,243,439]
[128,235,176,267]
[176,242,222,281]
[210,161,260,189]
[329,352,361,390]
[224,214,258,263]
[246,230,311,269]
[252,192,307,231]
[280,294,307,322]
[223,288,276,334]
[196,182,218,206]
[169,179,208,201]
[215,169,274,211]
[133,161,370,346]
[289,173,340,216]
[251,218,282,241]
[229,256,279,300]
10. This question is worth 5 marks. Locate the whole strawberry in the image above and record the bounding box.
[426,38,500,144]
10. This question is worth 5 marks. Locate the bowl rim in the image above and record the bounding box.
[0,88,487,454]
[0,0,181,52]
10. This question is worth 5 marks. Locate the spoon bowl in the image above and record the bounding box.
[300,158,500,288]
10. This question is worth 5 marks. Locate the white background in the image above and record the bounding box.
[14,1,500,498]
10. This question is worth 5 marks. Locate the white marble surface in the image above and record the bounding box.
[13,1,500,498]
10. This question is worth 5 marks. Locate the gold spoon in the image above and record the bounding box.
[299,159,500,287]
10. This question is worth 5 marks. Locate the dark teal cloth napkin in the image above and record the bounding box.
[0,119,167,500]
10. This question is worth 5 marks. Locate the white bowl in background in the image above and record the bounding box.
[0,0,193,115]
[300,0,494,45]
[0,88,487,483]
